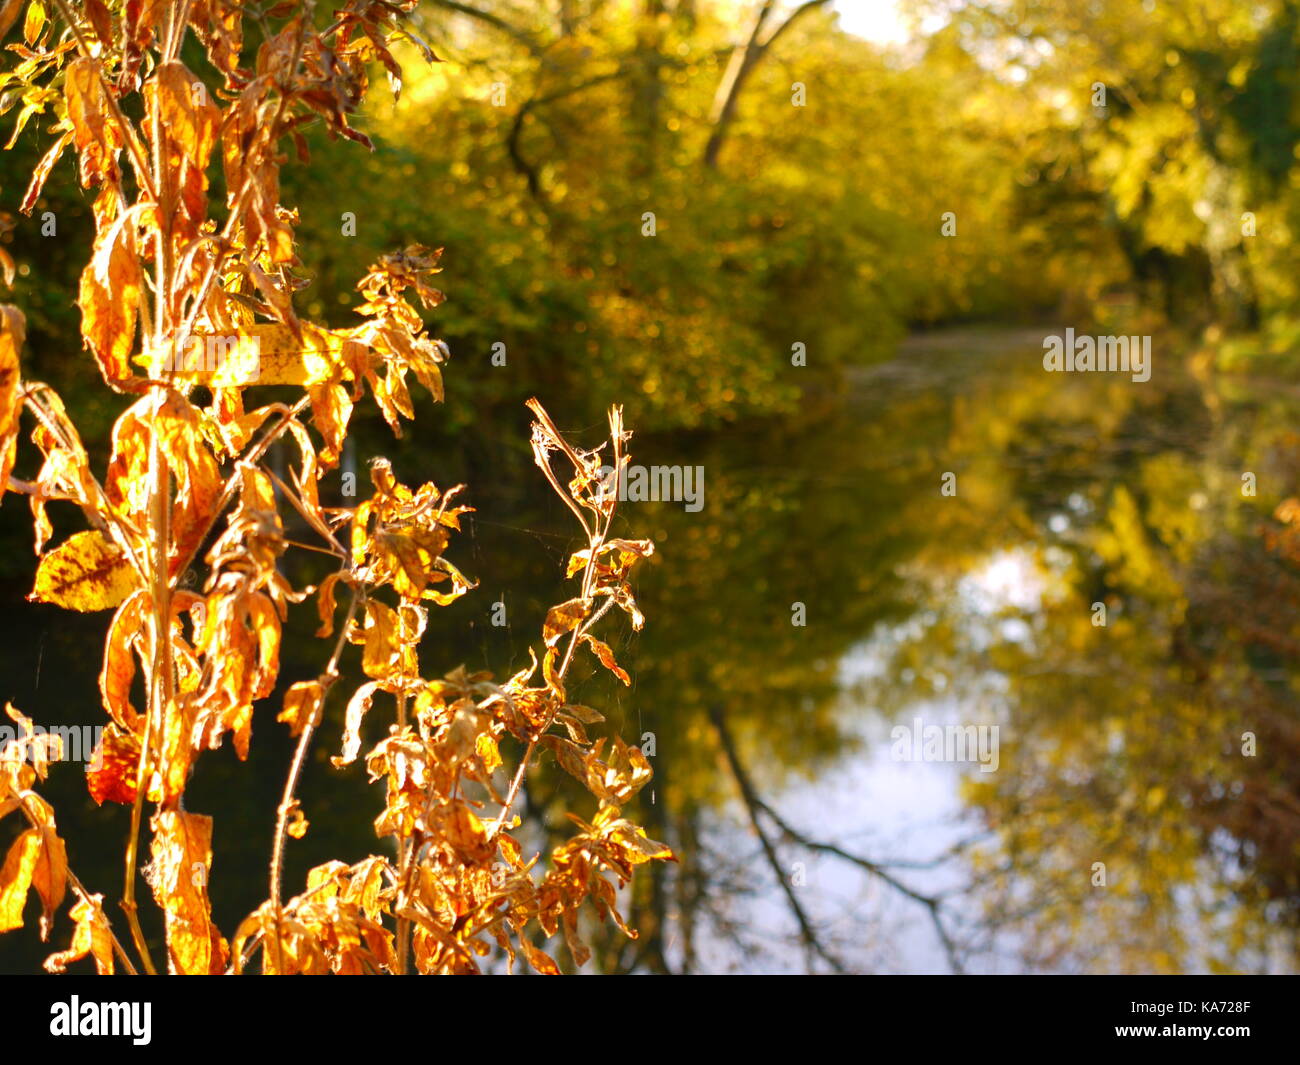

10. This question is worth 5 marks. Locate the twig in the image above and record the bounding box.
[268,585,361,973]
[709,705,966,974]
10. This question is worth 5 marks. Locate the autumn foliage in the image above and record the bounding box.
[0,0,670,974]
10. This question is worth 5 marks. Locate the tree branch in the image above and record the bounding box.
[702,0,831,169]
[709,705,966,974]
[426,0,545,54]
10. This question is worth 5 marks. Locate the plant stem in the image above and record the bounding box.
[268,586,360,972]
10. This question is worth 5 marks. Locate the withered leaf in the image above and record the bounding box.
[0,304,23,494]
[99,590,148,732]
[147,810,228,975]
[64,57,125,188]
[20,131,71,215]
[152,60,219,169]
[30,529,139,612]
[86,723,140,806]
[23,0,43,44]
[278,680,324,737]
[315,571,344,637]
[43,891,115,974]
[78,211,142,386]
[520,936,561,976]
[285,800,309,839]
[581,634,631,686]
[0,814,65,939]
[0,830,39,932]
[333,680,381,767]
[544,597,588,647]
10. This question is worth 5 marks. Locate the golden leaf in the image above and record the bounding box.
[314,571,344,638]
[64,58,124,187]
[581,634,631,686]
[44,892,115,974]
[30,530,139,612]
[0,304,23,494]
[520,936,561,975]
[146,810,228,975]
[0,813,65,939]
[278,680,324,737]
[23,0,43,45]
[476,732,502,773]
[360,599,401,679]
[77,212,141,386]
[151,60,219,170]
[544,597,589,647]
[443,804,493,864]
[139,322,365,386]
[0,830,39,932]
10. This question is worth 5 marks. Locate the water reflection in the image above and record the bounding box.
[578,325,1300,973]
[4,326,1297,973]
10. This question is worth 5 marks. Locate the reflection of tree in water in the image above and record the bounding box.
[6,333,1299,973]
[859,343,1300,974]
[519,334,1300,974]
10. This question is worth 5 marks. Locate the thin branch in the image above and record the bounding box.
[269,585,361,973]
[426,0,544,54]
[709,704,966,974]
[708,705,847,973]
[702,0,831,169]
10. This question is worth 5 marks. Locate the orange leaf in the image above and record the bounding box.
[64,57,124,188]
[44,892,115,974]
[581,634,631,686]
[544,597,588,647]
[278,680,324,737]
[86,724,140,806]
[77,212,141,387]
[147,810,228,974]
[0,830,39,932]
[0,813,66,939]
[520,936,561,975]
[151,60,219,170]
[0,304,23,494]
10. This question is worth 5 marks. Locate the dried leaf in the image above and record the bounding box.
[0,830,39,932]
[334,681,381,767]
[146,810,228,975]
[278,680,324,737]
[0,815,65,939]
[0,304,23,493]
[581,634,631,686]
[78,211,142,386]
[86,723,141,806]
[30,530,138,611]
[544,597,588,647]
[44,892,115,974]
